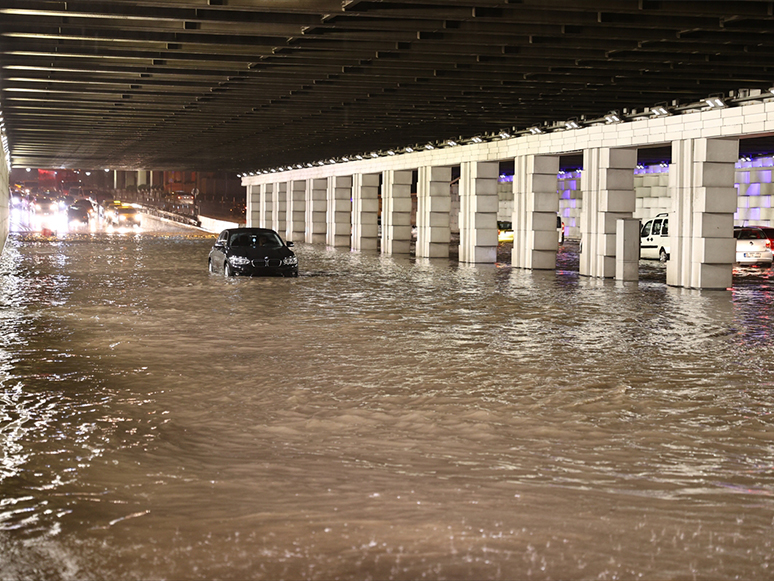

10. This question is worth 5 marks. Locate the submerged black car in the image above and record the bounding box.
[208,228,298,277]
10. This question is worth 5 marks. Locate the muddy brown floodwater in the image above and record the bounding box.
[1,217,773,580]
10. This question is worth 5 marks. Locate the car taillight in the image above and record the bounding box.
[767,239,772,249]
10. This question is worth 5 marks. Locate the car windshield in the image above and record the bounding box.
[229,232,283,248]
[739,229,765,239]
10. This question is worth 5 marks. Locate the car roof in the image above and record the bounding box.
[223,227,277,235]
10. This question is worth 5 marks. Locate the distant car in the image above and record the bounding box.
[208,228,298,277]
[640,213,670,261]
[102,200,123,220]
[173,191,194,205]
[744,225,774,246]
[497,217,563,244]
[10,191,25,208]
[58,194,75,210]
[34,194,60,215]
[111,204,141,227]
[733,226,773,265]
[67,198,95,224]
[497,220,514,243]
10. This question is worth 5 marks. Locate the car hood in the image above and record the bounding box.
[226,246,294,259]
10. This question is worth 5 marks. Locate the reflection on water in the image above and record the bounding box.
[1,226,774,580]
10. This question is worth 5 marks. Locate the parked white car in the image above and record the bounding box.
[733,226,773,265]
[640,213,670,261]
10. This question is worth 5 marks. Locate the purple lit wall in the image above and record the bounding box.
[495,157,774,240]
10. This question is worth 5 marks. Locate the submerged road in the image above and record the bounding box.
[0,209,773,580]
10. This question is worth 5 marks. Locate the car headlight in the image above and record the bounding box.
[282,255,298,266]
[228,255,251,266]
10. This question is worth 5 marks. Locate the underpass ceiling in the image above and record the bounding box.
[2,1,774,172]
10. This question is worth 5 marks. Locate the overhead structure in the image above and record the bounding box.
[2,1,774,172]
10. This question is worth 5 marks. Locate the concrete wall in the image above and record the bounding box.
[501,157,774,241]
[558,170,583,240]
[0,146,8,255]
[632,158,774,227]
[198,215,242,233]
[735,157,774,226]
[634,166,671,221]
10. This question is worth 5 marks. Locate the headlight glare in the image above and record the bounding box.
[282,255,298,266]
[228,255,251,266]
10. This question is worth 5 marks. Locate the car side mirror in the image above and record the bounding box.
[286,241,294,248]
[215,240,225,249]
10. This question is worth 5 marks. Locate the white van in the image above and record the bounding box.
[640,213,670,261]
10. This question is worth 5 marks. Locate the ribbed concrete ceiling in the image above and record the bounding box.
[2,1,774,173]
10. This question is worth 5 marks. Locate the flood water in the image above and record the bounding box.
[1,215,774,580]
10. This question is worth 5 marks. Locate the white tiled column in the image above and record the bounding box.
[667,138,738,289]
[246,184,261,227]
[616,218,640,281]
[263,183,274,230]
[305,178,327,244]
[416,166,452,258]
[579,147,637,278]
[382,169,413,255]
[287,180,306,243]
[352,173,380,252]
[272,181,287,234]
[459,161,498,263]
[326,175,352,247]
[512,155,560,269]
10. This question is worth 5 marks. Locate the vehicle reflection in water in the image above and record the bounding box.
[1,228,774,580]
[731,265,774,343]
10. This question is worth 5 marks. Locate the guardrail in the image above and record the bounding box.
[141,205,201,228]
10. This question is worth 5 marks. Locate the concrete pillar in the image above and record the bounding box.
[667,138,738,289]
[416,166,452,258]
[119,171,137,190]
[306,178,327,244]
[352,173,380,252]
[272,181,287,234]
[0,148,8,254]
[579,147,637,278]
[459,161,498,263]
[382,169,413,255]
[246,184,261,227]
[616,218,640,281]
[326,175,352,247]
[264,183,274,229]
[512,155,560,269]
[136,170,150,190]
[287,180,306,243]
